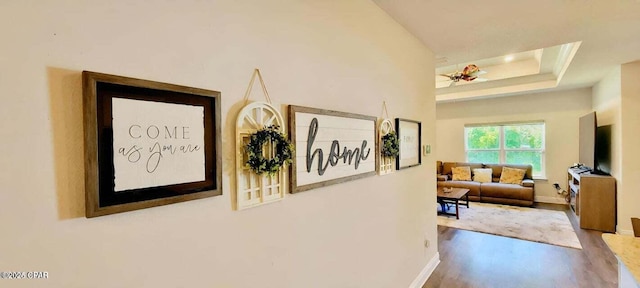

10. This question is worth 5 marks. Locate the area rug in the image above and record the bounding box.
[438,202,582,249]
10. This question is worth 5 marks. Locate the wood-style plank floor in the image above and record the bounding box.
[424,203,618,288]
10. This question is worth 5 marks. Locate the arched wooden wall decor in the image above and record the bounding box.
[235,101,286,210]
[378,118,395,175]
[378,101,395,175]
[234,69,287,210]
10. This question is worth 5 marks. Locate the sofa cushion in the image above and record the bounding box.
[442,162,483,176]
[480,182,534,201]
[499,167,526,184]
[485,164,533,180]
[441,162,457,176]
[461,162,484,174]
[452,166,472,181]
[472,168,492,183]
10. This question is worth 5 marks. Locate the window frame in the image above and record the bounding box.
[464,122,546,178]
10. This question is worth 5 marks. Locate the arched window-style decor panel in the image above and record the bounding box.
[235,101,287,210]
[378,118,397,175]
[234,69,291,210]
[378,101,398,175]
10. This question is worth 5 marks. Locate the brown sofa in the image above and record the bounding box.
[437,161,535,207]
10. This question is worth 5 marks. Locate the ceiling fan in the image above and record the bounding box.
[438,64,487,87]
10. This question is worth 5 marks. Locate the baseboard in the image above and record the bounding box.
[618,229,634,236]
[534,196,567,204]
[408,252,440,288]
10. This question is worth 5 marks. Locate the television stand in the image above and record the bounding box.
[567,168,616,232]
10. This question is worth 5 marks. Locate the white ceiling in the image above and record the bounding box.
[373,0,640,102]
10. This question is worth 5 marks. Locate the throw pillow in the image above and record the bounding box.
[472,168,492,183]
[451,166,471,181]
[499,167,526,184]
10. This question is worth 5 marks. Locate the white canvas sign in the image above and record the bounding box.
[112,98,205,192]
[290,106,377,192]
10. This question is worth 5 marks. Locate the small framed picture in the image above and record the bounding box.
[83,71,222,217]
[395,118,422,170]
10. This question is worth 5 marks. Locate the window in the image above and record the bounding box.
[465,122,545,177]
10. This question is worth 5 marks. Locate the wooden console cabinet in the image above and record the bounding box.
[567,168,616,232]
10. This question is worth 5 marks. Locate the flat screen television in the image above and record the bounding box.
[578,112,612,175]
[595,125,612,175]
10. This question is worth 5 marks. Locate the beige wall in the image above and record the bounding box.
[592,66,623,231]
[592,62,640,234]
[436,89,593,203]
[620,61,640,233]
[0,1,437,287]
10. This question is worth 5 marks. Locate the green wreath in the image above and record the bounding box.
[381,131,399,158]
[244,125,294,176]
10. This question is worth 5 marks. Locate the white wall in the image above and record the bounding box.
[0,1,437,287]
[436,89,592,203]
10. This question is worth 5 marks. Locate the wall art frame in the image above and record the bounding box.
[83,71,222,218]
[289,105,378,193]
[395,118,422,170]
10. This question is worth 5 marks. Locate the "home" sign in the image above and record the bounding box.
[288,105,377,193]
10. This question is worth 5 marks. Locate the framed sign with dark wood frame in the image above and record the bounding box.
[289,105,378,193]
[83,71,222,218]
[395,118,422,170]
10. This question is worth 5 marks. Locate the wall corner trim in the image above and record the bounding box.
[408,252,440,288]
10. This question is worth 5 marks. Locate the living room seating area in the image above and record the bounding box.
[437,161,535,206]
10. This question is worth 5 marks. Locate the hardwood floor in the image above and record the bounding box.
[424,203,618,288]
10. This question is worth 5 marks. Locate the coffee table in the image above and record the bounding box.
[437,187,470,219]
